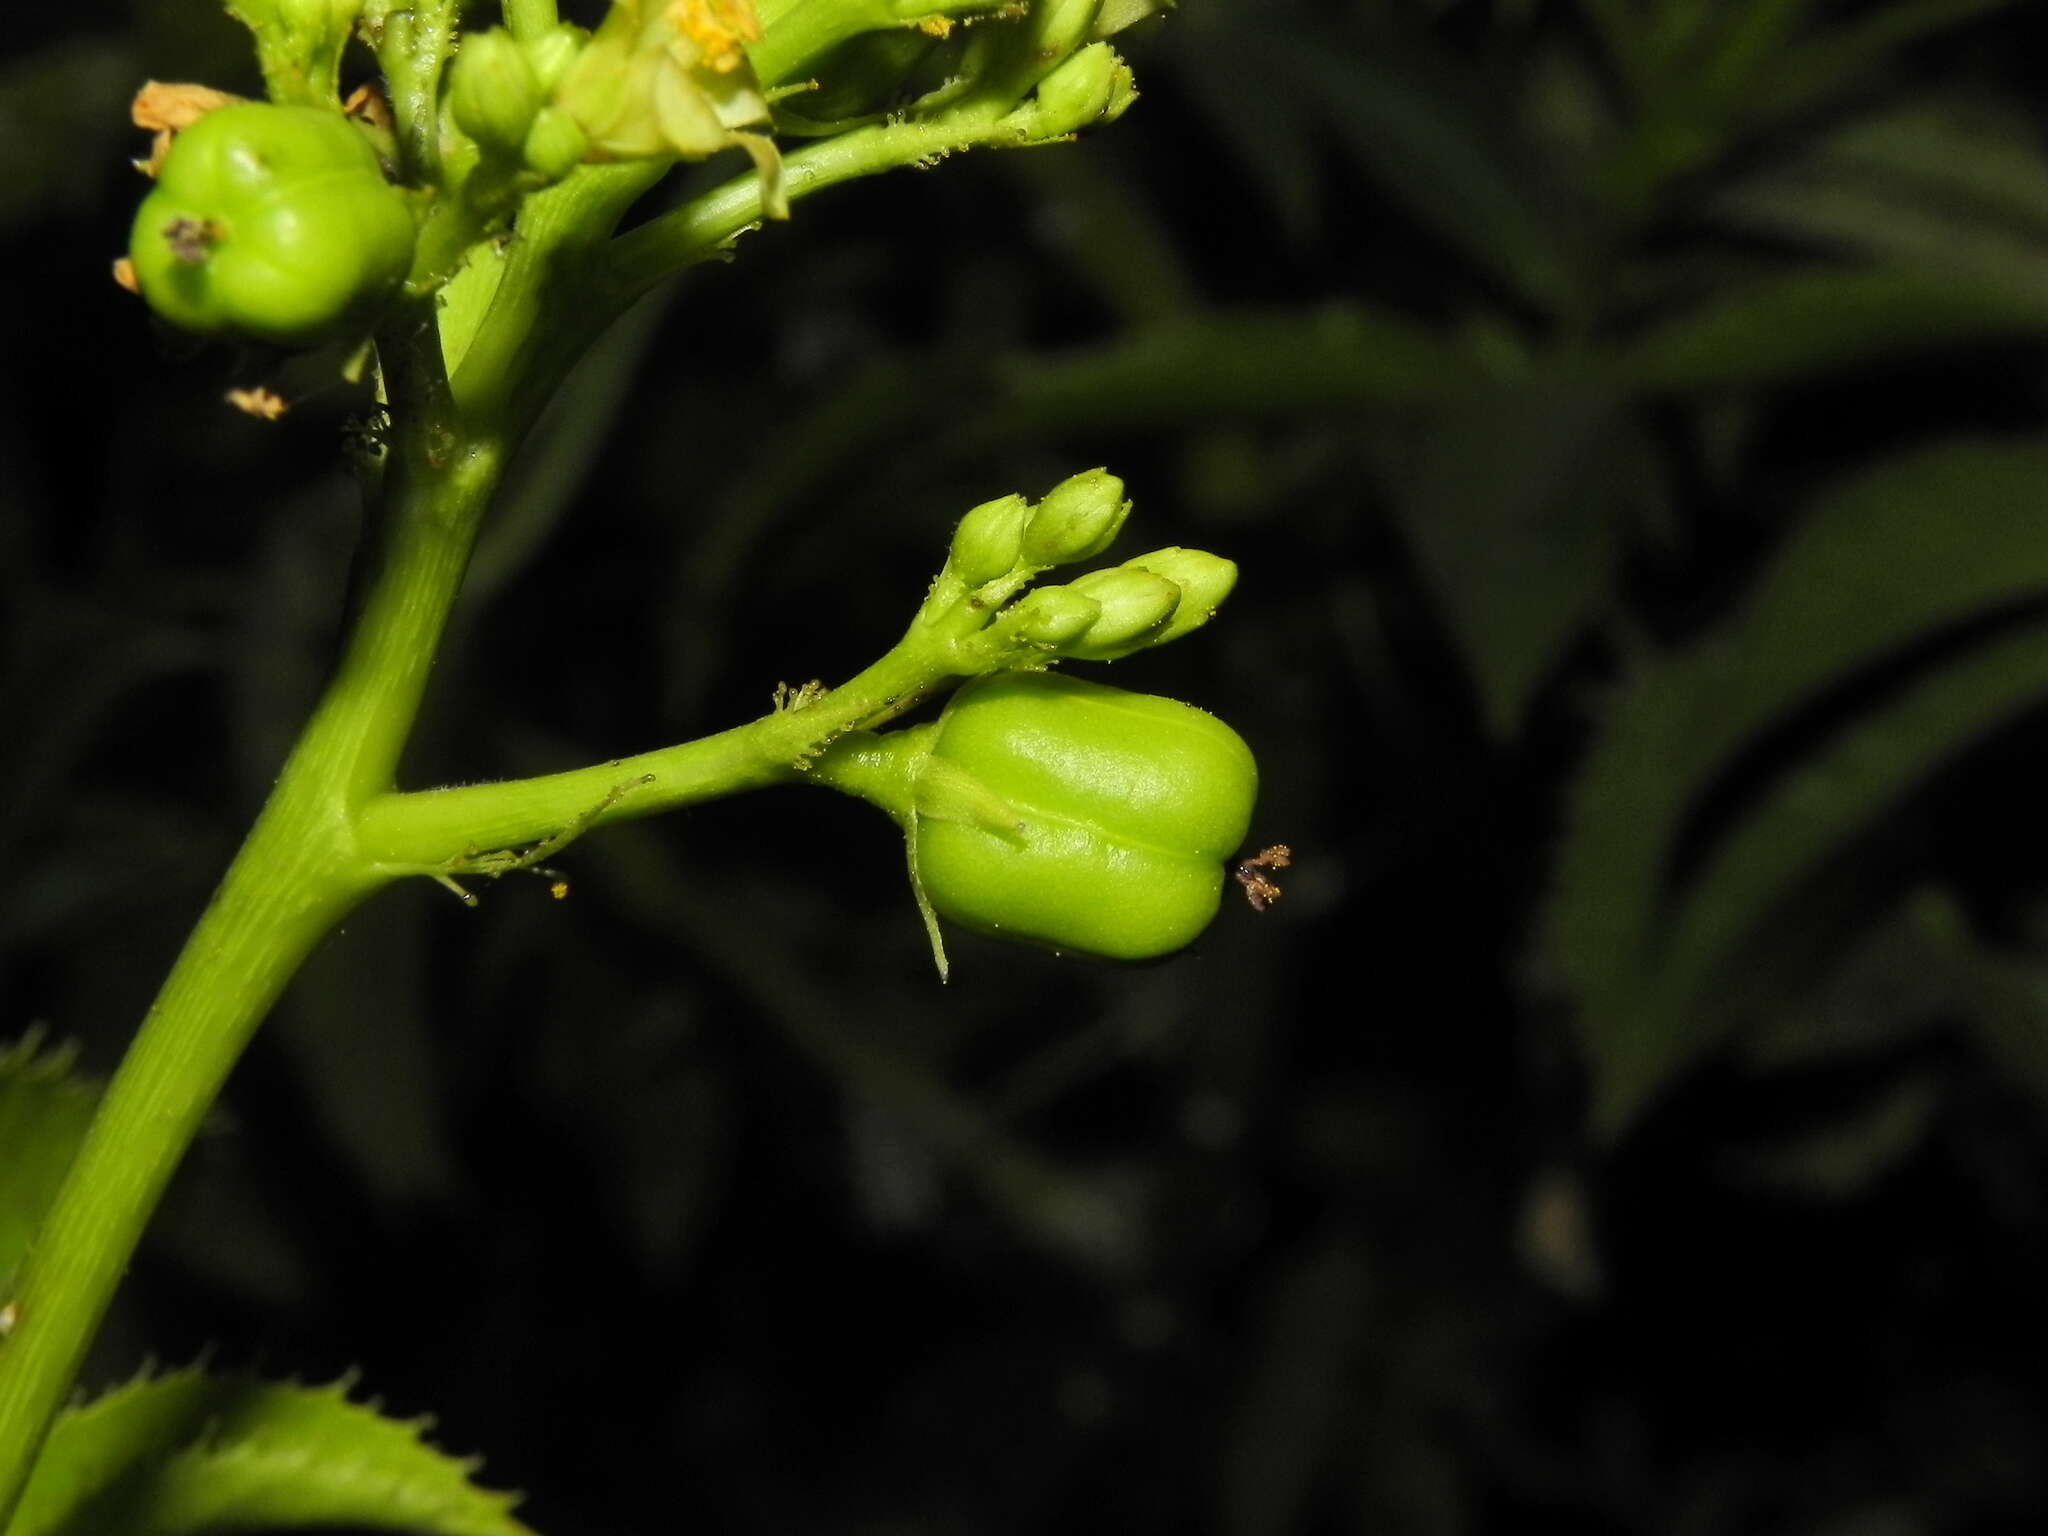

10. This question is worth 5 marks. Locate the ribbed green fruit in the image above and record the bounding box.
[914,672,1258,960]
[128,103,415,347]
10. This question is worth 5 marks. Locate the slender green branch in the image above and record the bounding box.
[503,0,560,43]
[372,0,460,186]
[601,109,1062,303]
[355,643,955,870]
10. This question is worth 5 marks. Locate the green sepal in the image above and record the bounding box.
[6,1365,531,1536]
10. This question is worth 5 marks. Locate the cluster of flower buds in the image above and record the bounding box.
[446,24,593,184]
[927,469,1237,672]
[441,1,782,206]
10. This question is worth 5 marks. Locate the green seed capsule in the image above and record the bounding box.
[127,102,416,347]
[912,672,1258,960]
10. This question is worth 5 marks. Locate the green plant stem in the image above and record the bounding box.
[355,644,955,869]
[600,107,1068,309]
[0,38,1101,1516]
[0,298,511,1536]
[0,779,372,1524]
[373,0,460,186]
[503,0,560,43]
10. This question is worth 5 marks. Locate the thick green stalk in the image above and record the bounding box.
[503,0,560,43]
[0,310,509,1532]
[0,763,371,1521]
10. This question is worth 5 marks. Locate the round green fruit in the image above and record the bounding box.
[913,672,1258,960]
[128,103,416,347]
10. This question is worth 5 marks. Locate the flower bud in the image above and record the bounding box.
[522,23,588,94]
[947,493,1030,587]
[1030,42,1121,134]
[1003,586,1102,648]
[1120,547,1237,649]
[911,673,1258,960]
[521,107,589,182]
[1062,567,1180,660]
[1022,468,1131,567]
[450,29,544,157]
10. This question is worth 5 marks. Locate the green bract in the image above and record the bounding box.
[908,673,1258,962]
[127,103,416,347]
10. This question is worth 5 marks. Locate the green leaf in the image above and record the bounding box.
[1381,356,1632,734]
[1167,12,1572,309]
[1161,22,1325,246]
[1719,1073,1942,1200]
[0,1033,99,1295]
[1264,35,1574,312]
[1711,98,2048,291]
[1540,439,2048,1135]
[1617,264,2048,393]
[1218,1232,1372,1536]
[1761,1,2023,125]
[1002,304,1488,433]
[1645,616,2048,1094]
[7,1367,532,1536]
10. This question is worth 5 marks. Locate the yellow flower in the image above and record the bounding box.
[556,0,786,215]
[666,0,762,74]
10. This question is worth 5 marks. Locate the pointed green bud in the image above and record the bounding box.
[450,29,544,157]
[1030,42,1123,135]
[521,106,589,182]
[1092,0,1173,40]
[522,23,588,94]
[1121,547,1237,649]
[947,493,1031,587]
[1022,468,1130,567]
[1062,568,1181,660]
[1006,586,1103,648]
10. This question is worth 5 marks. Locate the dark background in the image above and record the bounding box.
[10,1,2048,1531]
